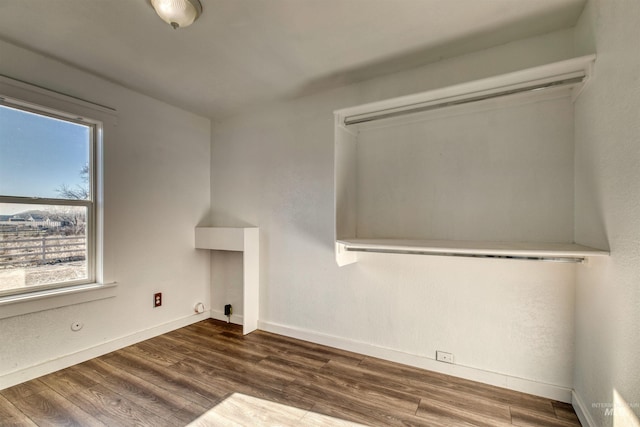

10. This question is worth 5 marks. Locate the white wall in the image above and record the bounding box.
[0,40,211,388]
[573,0,640,425]
[211,29,580,400]
[355,93,575,242]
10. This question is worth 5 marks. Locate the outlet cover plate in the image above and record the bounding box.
[436,351,454,364]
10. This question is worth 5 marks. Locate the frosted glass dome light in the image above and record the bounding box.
[151,0,203,29]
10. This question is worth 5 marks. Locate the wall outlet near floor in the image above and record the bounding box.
[154,292,162,308]
[436,351,454,364]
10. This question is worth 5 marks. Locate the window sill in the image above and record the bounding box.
[0,282,117,320]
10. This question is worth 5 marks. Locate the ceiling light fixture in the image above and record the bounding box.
[150,0,203,30]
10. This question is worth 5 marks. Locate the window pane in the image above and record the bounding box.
[0,203,88,296]
[0,104,91,200]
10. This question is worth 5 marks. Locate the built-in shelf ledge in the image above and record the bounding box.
[337,239,609,264]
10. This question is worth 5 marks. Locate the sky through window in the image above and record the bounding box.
[0,104,90,205]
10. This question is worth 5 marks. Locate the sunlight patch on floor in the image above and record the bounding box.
[187,392,366,426]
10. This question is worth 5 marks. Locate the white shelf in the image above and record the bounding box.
[195,227,251,251]
[334,55,596,126]
[195,227,259,334]
[334,55,604,266]
[338,239,608,263]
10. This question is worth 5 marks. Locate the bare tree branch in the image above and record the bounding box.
[56,164,90,200]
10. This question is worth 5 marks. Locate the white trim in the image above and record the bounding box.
[258,320,573,403]
[0,78,112,318]
[211,308,244,325]
[0,74,116,115]
[572,390,597,427]
[242,228,259,335]
[0,310,210,390]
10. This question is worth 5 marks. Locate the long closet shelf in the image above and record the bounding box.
[337,239,609,263]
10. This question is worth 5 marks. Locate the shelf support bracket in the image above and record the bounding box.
[336,242,358,266]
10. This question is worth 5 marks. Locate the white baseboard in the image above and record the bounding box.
[259,320,573,403]
[0,310,211,391]
[572,390,596,427]
[1,313,574,404]
[210,308,244,325]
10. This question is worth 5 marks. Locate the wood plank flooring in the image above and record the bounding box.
[0,319,581,426]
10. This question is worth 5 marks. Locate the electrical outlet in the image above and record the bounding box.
[154,292,162,307]
[436,351,454,364]
[224,304,232,316]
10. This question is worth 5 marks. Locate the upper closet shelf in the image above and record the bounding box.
[335,55,596,127]
[337,239,608,264]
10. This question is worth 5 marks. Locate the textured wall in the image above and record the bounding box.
[0,40,211,385]
[355,94,575,242]
[211,30,580,395]
[573,0,640,425]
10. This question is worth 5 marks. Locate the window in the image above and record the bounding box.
[0,98,98,297]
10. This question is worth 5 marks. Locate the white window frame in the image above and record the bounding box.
[0,98,97,294]
[0,76,116,318]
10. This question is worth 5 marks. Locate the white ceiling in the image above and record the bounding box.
[0,0,585,119]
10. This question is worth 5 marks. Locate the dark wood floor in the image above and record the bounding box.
[0,319,581,426]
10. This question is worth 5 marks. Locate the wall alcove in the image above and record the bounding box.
[195,227,259,334]
[334,55,608,266]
